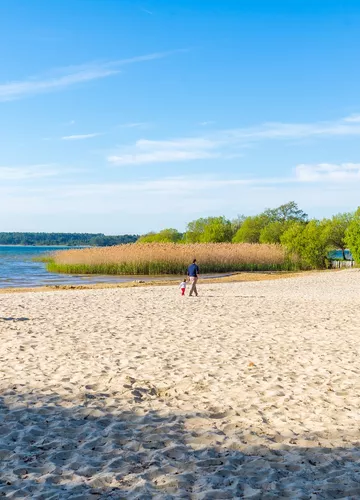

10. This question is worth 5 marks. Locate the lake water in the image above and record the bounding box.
[0,246,137,289]
[0,246,353,290]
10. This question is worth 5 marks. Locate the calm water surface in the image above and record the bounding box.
[0,246,137,289]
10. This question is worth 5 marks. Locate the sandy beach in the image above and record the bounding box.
[1,269,360,499]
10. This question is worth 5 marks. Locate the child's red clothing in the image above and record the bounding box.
[180,280,187,296]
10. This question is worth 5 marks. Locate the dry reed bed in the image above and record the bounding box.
[47,243,301,275]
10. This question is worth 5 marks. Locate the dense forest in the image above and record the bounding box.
[0,232,139,247]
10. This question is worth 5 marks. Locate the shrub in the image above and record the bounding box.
[281,220,330,269]
[345,208,360,262]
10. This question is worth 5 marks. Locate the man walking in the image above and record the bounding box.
[187,258,200,297]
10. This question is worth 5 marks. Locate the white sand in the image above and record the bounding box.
[1,269,360,499]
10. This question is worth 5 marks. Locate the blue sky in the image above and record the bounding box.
[1,0,360,234]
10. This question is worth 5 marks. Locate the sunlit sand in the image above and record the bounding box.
[1,270,359,498]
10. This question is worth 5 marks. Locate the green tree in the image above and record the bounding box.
[281,220,330,269]
[263,201,308,223]
[137,228,183,243]
[156,228,183,243]
[345,208,360,262]
[201,217,233,243]
[185,217,232,243]
[137,232,158,243]
[230,214,246,236]
[184,218,208,243]
[259,220,294,244]
[323,213,353,260]
[232,215,269,243]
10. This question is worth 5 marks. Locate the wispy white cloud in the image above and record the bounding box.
[4,160,357,189]
[0,50,183,102]
[0,65,119,102]
[0,164,60,180]
[295,163,360,182]
[54,176,252,198]
[109,151,218,165]
[62,133,102,141]
[136,138,216,150]
[65,164,360,200]
[119,122,151,129]
[3,168,360,227]
[222,115,360,141]
[21,161,360,197]
[199,121,216,126]
[108,137,219,165]
[343,114,360,123]
[108,114,360,166]
[6,168,360,206]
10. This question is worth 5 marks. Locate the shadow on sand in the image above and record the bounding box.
[0,317,30,322]
[0,390,360,499]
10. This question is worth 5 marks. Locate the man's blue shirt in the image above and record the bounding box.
[187,263,199,277]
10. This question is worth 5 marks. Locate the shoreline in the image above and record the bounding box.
[0,269,322,294]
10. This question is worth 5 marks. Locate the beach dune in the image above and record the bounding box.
[1,270,360,498]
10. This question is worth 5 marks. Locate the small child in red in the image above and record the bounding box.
[179,278,187,296]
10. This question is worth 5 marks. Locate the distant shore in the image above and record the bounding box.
[0,244,83,247]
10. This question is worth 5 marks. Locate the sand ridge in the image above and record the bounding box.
[1,270,360,498]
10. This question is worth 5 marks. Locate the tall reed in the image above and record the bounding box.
[47,243,304,275]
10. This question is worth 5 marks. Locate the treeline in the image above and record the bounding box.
[0,232,139,247]
[138,201,360,269]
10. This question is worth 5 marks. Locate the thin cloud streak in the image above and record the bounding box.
[3,168,360,224]
[108,114,360,166]
[0,50,184,101]
[0,67,119,102]
[343,114,360,123]
[199,121,216,126]
[108,151,218,165]
[118,122,151,130]
[222,115,360,141]
[295,163,360,182]
[0,164,60,181]
[62,133,102,141]
[57,167,360,198]
[108,137,220,165]
[3,161,357,189]
[12,161,360,195]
